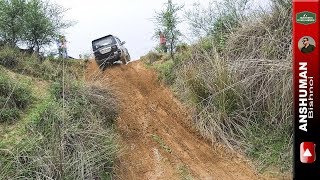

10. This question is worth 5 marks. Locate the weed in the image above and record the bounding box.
[178,164,194,180]
[151,134,172,153]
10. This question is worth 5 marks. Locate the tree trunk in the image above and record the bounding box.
[170,33,175,61]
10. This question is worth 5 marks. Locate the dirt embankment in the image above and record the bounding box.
[86,61,263,180]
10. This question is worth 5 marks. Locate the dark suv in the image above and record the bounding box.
[92,35,130,67]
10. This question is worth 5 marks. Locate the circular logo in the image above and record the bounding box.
[299,36,316,54]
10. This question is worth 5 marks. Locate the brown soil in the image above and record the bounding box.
[86,60,264,180]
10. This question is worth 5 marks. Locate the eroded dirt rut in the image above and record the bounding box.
[86,61,261,180]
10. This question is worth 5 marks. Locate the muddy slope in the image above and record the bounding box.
[86,61,262,180]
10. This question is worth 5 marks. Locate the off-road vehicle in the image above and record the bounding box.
[92,35,130,68]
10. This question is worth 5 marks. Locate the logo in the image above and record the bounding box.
[300,142,316,163]
[297,11,316,25]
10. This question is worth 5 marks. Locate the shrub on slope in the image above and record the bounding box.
[0,80,119,179]
[0,70,33,123]
[149,0,293,172]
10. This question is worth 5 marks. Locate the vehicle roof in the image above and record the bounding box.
[92,35,116,43]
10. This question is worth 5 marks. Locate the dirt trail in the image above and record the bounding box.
[86,60,262,180]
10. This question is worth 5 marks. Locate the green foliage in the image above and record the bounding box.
[0,71,33,123]
[0,46,85,81]
[0,46,20,68]
[154,0,183,59]
[154,59,175,85]
[245,122,292,172]
[151,134,172,153]
[141,51,163,65]
[185,0,249,52]
[211,14,239,52]
[0,45,118,179]
[186,77,211,106]
[144,45,190,85]
[174,44,191,66]
[0,79,119,179]
[0,0,27,46]
[185,0,249,36]
[178,165,193,180]
[0,0,71,51]
[175,43,189,53]
[23,0,71,51]
[198,37,214,52]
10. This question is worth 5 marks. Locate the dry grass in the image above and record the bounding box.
[0,81,119,179]
[0,59,119,179]
[171,0,293,172]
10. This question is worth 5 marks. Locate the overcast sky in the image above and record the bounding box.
[53,0,269,60]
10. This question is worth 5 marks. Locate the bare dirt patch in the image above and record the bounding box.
[86,60,264,180]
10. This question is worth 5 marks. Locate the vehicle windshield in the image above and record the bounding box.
[92,36,115,50]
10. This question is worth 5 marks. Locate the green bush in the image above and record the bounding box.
[21,57,85,81]
[198,37,214,52]
[0,47,21,69]
[0,46,85,82]
[211,14,240,53]
[154,60,175,85]
[141,51,163,65]
[0,72,33,123]
[175,43,189,53]
[186,76,211,105]
[0,80,119,179]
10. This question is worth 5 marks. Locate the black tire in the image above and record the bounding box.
[126,53,131,62]
[121,54,127,64]
[102,64,109,71]
[96,61,102,67]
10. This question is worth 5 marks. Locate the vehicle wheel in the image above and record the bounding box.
[96,61,103,68]
[126,53,131,62]
[101,65,106,71]
[121,55,127,65]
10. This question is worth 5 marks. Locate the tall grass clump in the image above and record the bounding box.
[0,70,33,123]
[170,0,293,172]
[0,79,119,179]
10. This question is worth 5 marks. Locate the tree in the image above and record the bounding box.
[154,0,183,60]
[0,0,27,46]
[23,0,71,53]
[0,0,71,53]
[184,2,216,38]
[185,0,250,52]
[185,0,251,38]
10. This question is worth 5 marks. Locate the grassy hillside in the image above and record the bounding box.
[142,0,292,174]
[0,47,119,179]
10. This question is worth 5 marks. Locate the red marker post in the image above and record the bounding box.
[293,0,320,178]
